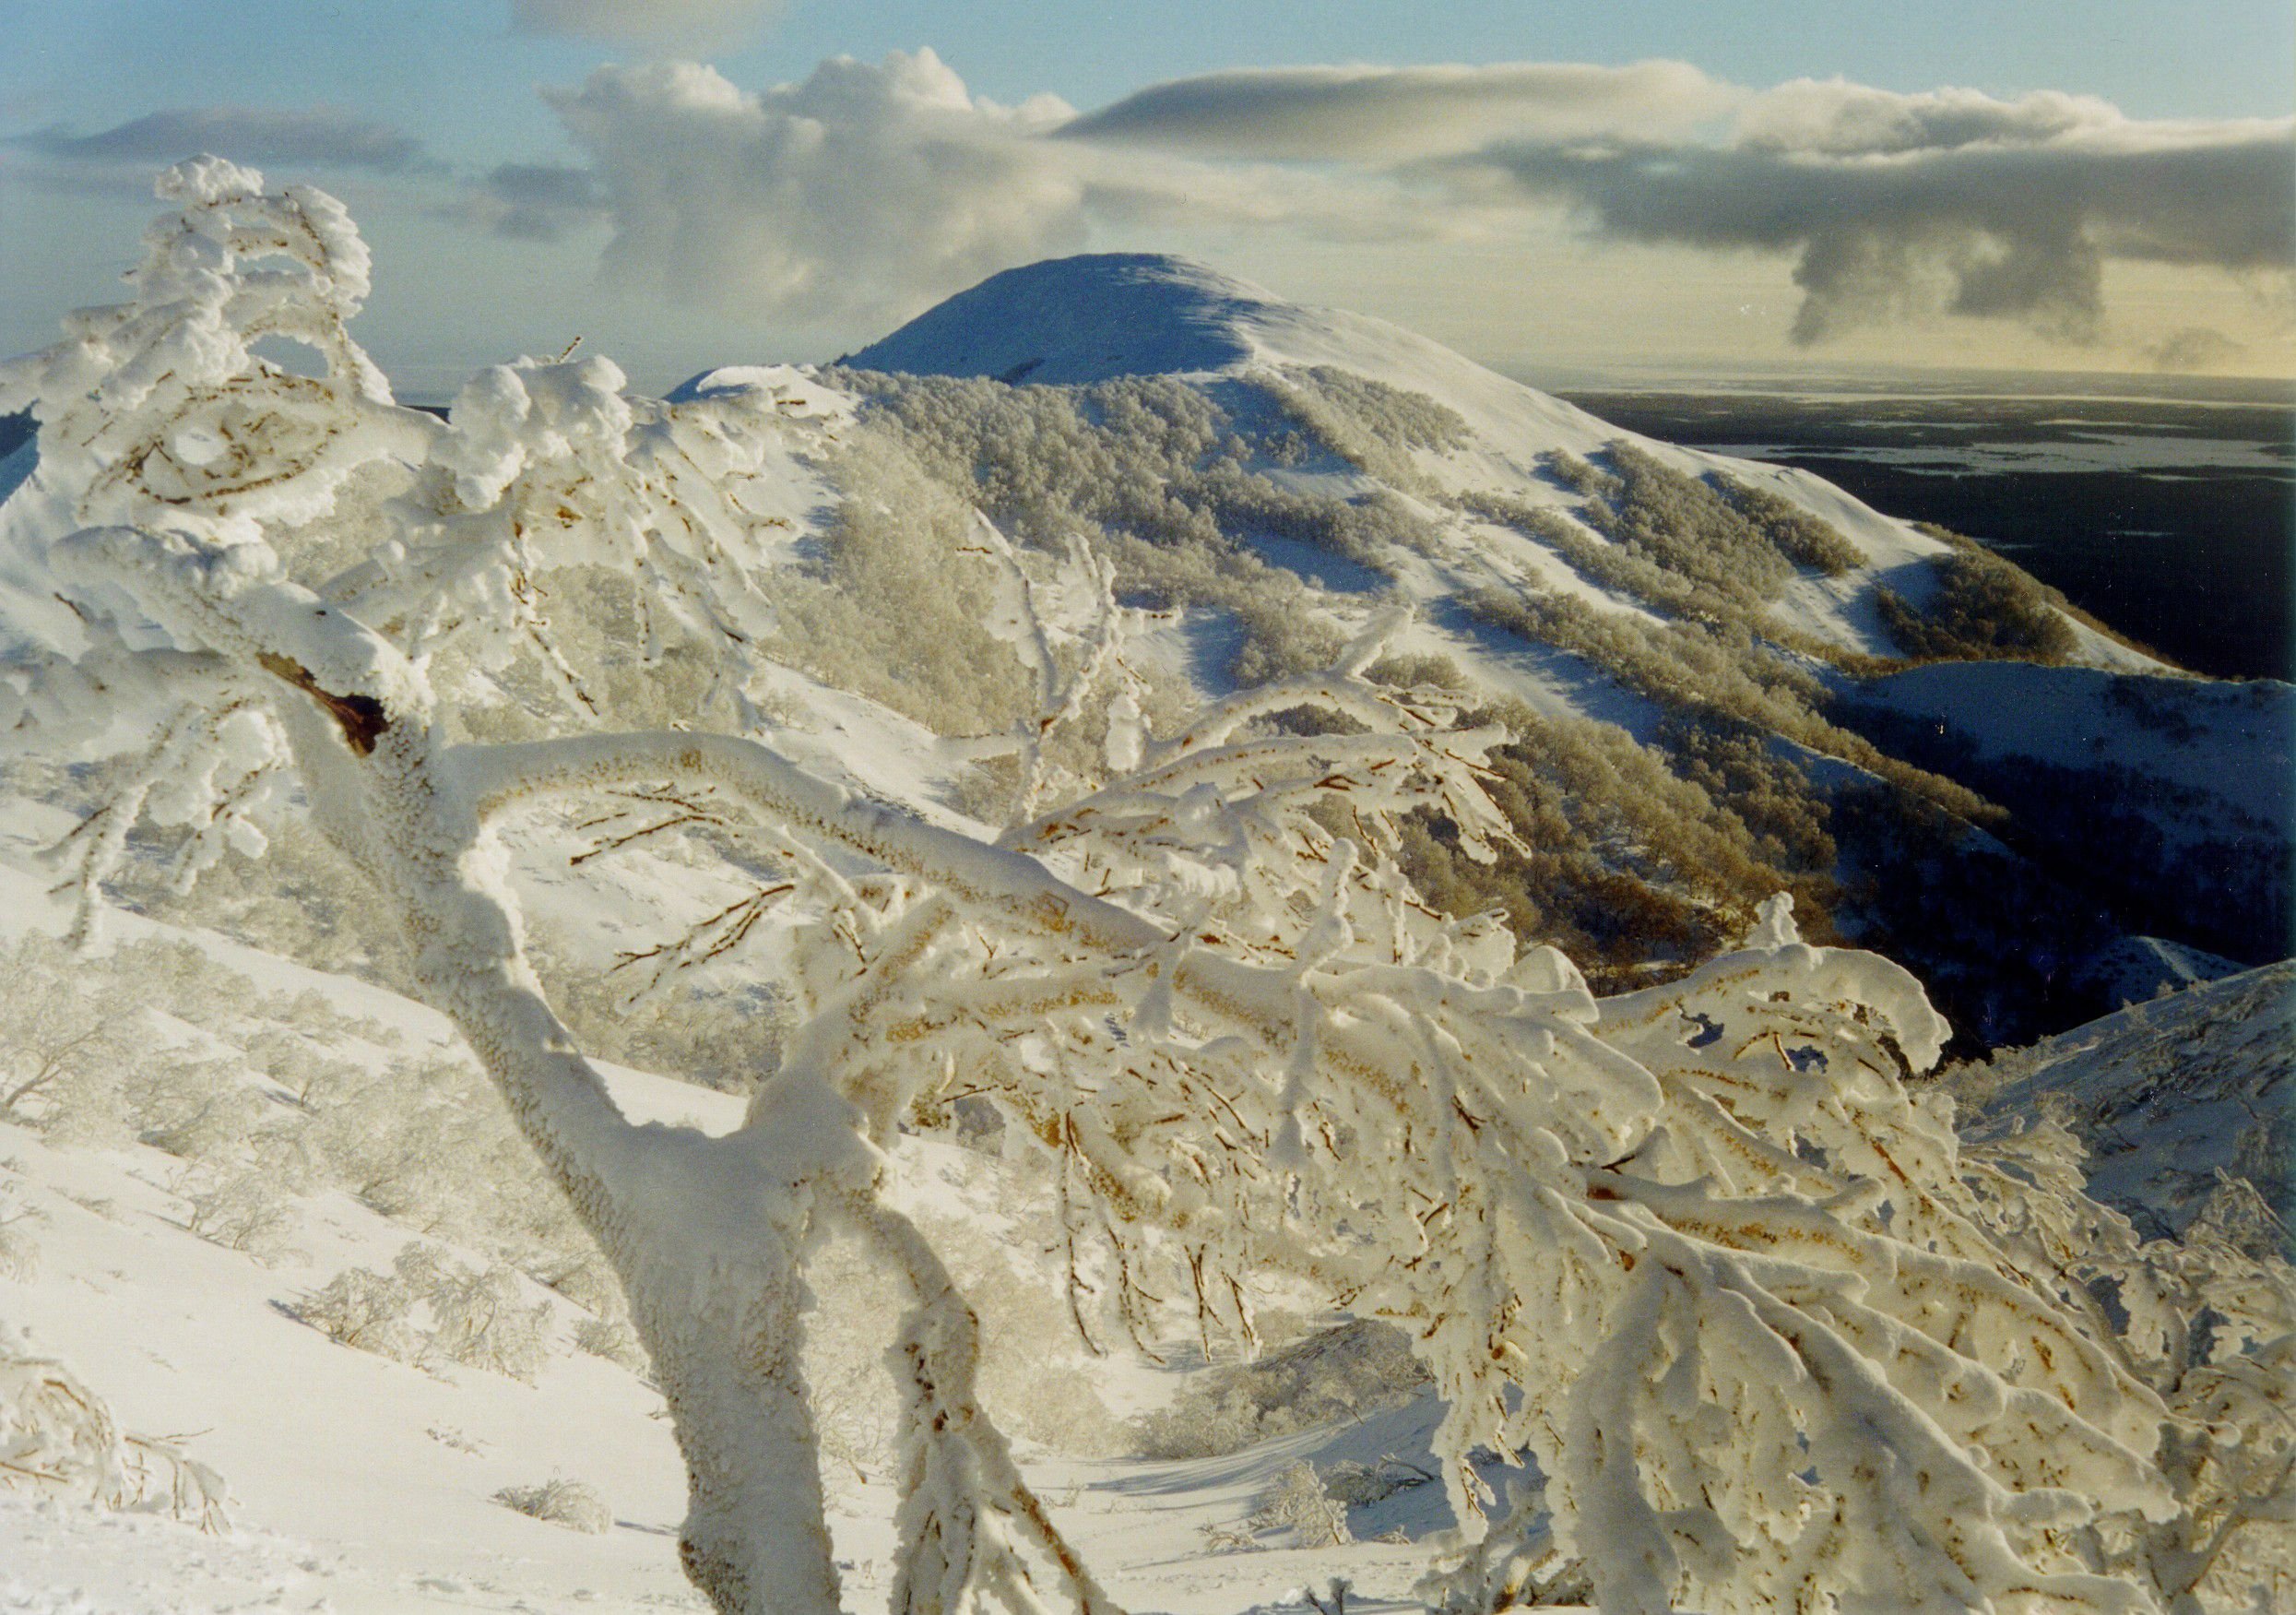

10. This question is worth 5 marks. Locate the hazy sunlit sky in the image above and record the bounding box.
[2,0,2290,395]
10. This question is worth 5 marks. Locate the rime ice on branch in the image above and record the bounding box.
[1,161,2289,1615]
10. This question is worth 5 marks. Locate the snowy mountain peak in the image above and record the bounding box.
[841,253,1283,385]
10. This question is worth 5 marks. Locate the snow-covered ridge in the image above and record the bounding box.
[843,254,1273,385]
[815,249,2276,1043]
[839,251,1631,464]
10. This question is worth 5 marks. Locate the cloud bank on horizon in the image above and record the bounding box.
[527,51,2292,355]
[8,45,2290,370]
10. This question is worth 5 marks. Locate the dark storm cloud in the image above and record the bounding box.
[1449,87,2296,343]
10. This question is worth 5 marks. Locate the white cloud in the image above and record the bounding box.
[19,105,433,176]
[542,51,1425,333]
[527,51,2292,353]
[546,52,1089,328]
[1060,60,1741,160]
[1734,79,2121,155]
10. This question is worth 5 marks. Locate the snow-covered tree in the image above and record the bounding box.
[1,160,2288,1615]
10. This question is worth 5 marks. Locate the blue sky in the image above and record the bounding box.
[2,1,2290,392]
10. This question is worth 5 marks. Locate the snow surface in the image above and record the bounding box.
[0,829,1473,1614]
[841,252,2153,682]
[1853,660,2295,839]
[2,223,2278,1613]
[1960,962,2294,1243]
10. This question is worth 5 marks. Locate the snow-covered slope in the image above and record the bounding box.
[1956,961,2294,1248]
[827,252,2281,1039]
[4,196,2290,1615]
[1851,661,2293,841]
[846,251,1955,659]
[0,839,1461,1614]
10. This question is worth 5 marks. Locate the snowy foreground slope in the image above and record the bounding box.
[0,835,1455,1615]
[2,830,2284,1613]
[2,192,2291,1615]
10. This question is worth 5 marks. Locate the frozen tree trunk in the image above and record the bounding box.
[269,689,850,1615]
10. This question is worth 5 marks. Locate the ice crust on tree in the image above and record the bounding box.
[0,163,2289,1615]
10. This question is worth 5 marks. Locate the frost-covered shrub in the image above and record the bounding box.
[573,1314,653,1379]
[1461,584,1990,823]
[1512,442,1864,628]
[130,1057,265,1161]
[1876,545,2077,663]
[294,1244,557,1380]
[185,1167,302,1265]
[144,814,411,988]
[400,1245,556,1383]
[296,1054,587,1269]
[289,1264,420,1361]
[1458,488,1706,621]
[1321,1453,1435,1508]
[0,934,137,1134]
[1710,469,1861,575]
[105,937,260,1031]
[0,1325,230,1530]
[1247,1460,1352,1547]
[0,1188,44,1281]
[775,437,1034,736]
[1136,1321,1431,1459]
[494,1477,612,1533]
[844,367,1405,689]
[1292,365,1471,456]
[1582,442,1807,602]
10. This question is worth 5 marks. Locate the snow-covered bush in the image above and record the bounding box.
[0,934,137,1133]
[844,366,1389,685]
[1248,1460,1353,1549]
[1710,468,1861,575]
[131,1056,265,1161]
[0,1325,230,1530]
[1877,543,2078,663]
[1136,1320,1430,1459]
[290,1244,557,1381]
[0,1185,44,1281]
[573,1313,652,1378]
[494,1477,612,1533]
[1321,1453,1435,1509]
[396,1243,556,1383]
[289,1263,420,1361]
[184,1165,302,1264]
[5,162,2289,1615]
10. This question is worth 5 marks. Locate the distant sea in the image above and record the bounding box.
[1548,373,2295,683]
